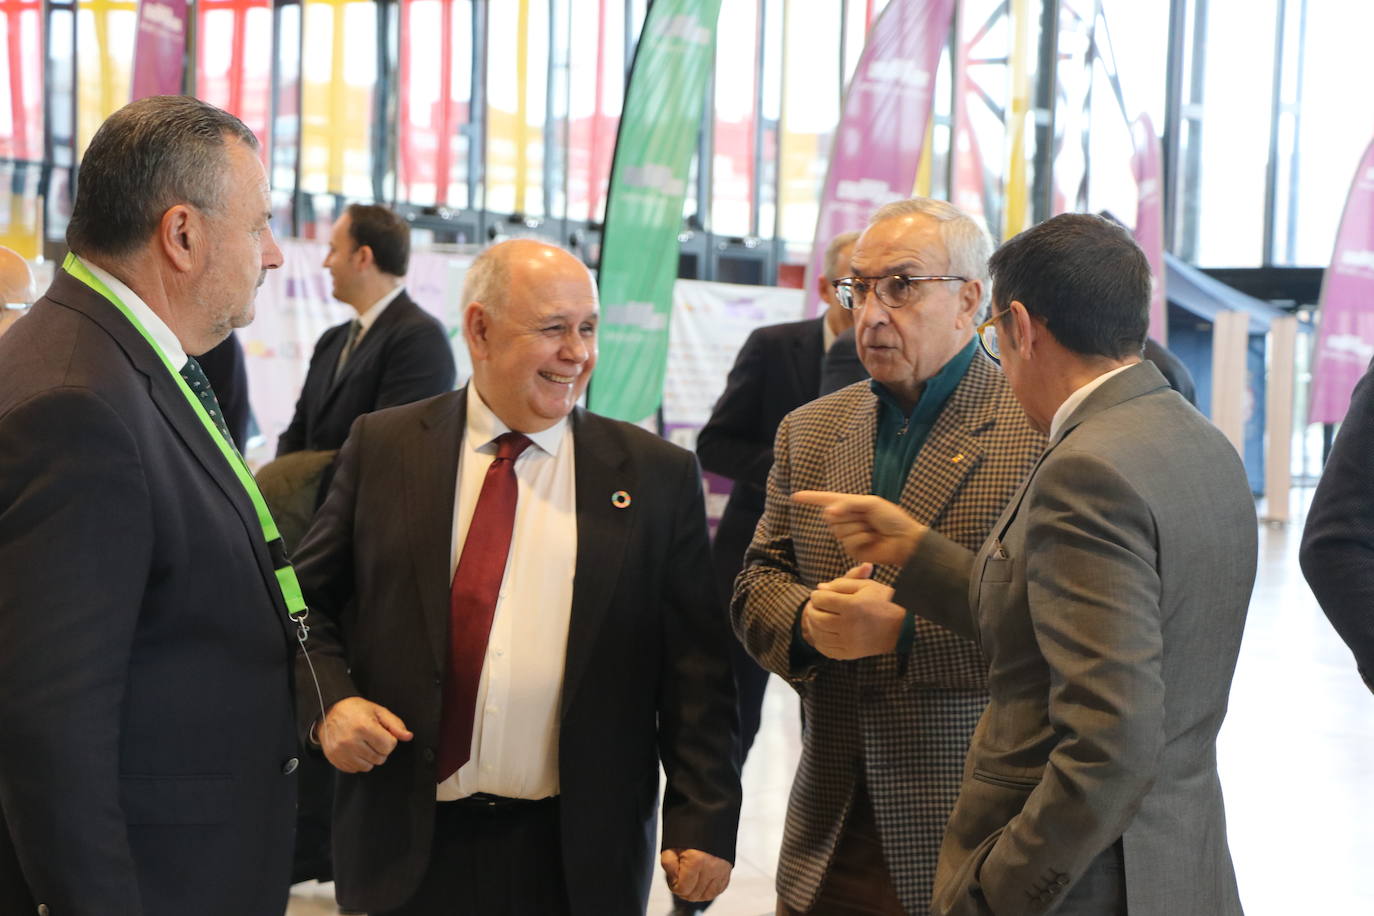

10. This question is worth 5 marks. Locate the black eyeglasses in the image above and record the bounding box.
[831,274,968,311]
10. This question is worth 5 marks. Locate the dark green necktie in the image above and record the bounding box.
[180,356,236,448]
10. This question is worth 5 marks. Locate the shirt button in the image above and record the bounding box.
[482,763,493,772]
[423,747,435,763]
[282,757,299,775]
[486,705,498,715]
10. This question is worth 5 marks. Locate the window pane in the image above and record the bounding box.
[1190,0,1278,266]
[486,0,549,218]
[397,0,473,207]
[196,0,273,154]
[300,0,376,201]
[76,0,138,156]
[779,0,841,245]
[711,0,758,237]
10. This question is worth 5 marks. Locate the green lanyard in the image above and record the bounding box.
[63,254,310,635]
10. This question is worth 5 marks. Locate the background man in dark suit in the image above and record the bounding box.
[697,229,863,764]
[0,97,299,915]
[1301,356,1374,693]
[276,203,455,462]
[292,239,742,915]
[804,214,1255,916]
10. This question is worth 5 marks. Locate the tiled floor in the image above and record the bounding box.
[289,488,1374,915]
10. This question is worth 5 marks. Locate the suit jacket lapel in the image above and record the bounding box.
[49,271,295,636]
[988,360,1171,547]
[321,291,410,404]
[824,385,877,497]
[561,408,634,716]
[896,355,1001,527]
[405,388,466,671]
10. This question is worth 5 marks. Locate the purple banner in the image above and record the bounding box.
[804,0,956,317]
[130,0,189,101]
[1131,114,1167,344]
[1309,137,1374,424]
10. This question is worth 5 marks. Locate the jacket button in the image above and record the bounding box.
[282,756,300,775]
[423,747,435,763]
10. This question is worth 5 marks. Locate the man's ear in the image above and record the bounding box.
[354,244,375,272]
[463,301,490,360]
[158,205,198,273]
[1009,301,1037,357]
[956,279,983,327]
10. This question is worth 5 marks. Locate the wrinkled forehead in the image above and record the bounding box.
[505,264,600,323]
[851,216,949,275]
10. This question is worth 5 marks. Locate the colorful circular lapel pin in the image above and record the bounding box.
[611,490,632,509]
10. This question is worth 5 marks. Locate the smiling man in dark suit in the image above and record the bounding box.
[292,238,742,915]
[276,203,455,464]
[0,97,298,915]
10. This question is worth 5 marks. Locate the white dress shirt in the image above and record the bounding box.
[436,385,577,801]
[79,257,187,370]
[1048,362,1136,440]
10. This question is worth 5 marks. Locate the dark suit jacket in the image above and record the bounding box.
[819,325,868,396]
[0,270,299,915]
[276,290,455,457]
[1301,356,1374,690]
[292,390,742,915]
[697,317,829,600]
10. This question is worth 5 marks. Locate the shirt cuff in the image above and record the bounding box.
[789,598,824,669]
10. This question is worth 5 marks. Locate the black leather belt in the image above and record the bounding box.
[443,792,556,811]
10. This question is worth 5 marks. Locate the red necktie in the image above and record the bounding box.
[435,431,533,782]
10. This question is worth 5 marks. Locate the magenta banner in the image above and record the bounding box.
[804,0,956,317]
[130,0,189,100]
[1309,137,1374,424]
[1131,114,1167,344]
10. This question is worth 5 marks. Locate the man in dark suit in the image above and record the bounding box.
[0,97,299,915]
[276,203,455,461]
[696,230,863,763]
[1301,356,1374,692]
[292,239,742,915]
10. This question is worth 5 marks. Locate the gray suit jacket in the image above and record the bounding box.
[896,362,1256,916]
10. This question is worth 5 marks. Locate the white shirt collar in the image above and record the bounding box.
[78,256,187,370]
[465,383,569,458]
[1048,362,1136,440]
[355,284,405,335]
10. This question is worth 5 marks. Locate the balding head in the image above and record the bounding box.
[463,240,599,432]
[0,247,34,339]
[0,247,34,305]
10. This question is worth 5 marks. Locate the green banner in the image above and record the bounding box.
[588,0,722,424]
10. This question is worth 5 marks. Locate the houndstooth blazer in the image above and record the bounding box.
[733,352,1044,912]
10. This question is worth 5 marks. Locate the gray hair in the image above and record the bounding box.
[66,96,259,258]
[822,231,861,281]
[868,198,994,309]
[461,244,512,315]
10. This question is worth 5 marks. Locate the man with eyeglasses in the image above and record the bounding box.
[732,198,1043,915]
[797,214,1255,915]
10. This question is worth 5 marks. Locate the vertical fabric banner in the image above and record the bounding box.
[130,0,189,99]
[803,0,956,318]
[1309,137,1374,424]
[1131,114,1167,344]
[589,0,722,424]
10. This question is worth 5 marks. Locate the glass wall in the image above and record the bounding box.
[5,0,1371,281]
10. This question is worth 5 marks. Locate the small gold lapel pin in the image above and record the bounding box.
[611,490,632,509]
[952,453,965,463]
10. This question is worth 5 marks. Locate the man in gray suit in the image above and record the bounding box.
[797,213,1256,915]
